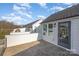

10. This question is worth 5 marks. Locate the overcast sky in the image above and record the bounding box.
[0,3,74,25]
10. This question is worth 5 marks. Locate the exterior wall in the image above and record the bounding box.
[5,33,39,47]
[42,16,79,54]
[71,17,79,54]
[32,19,43,32]
[32,19,43,40]
[36,25,43,40]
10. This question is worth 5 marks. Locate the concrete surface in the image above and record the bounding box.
[3,40,79,56]
[0,45,4,55]
[3,41,40,56]
[0,39,5,56]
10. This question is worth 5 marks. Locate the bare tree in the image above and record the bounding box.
[0,20,21,39]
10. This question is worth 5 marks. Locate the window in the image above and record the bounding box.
[48,24,53,35]
[43,24,47,35]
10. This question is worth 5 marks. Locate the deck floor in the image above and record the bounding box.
[3,40,78,56]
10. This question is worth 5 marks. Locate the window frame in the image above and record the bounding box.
[43,24,47,35]
[48,23,53,35]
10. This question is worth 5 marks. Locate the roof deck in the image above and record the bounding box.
[3,40,78,56]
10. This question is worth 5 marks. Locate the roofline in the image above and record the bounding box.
[41,4,79,23]
[41,15,79,24]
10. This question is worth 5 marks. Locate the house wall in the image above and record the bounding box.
[42,16,79,54]
[32,19,43,31]
[32,19,43,40]
[71,17,79,54]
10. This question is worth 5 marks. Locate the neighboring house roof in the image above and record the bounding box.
[42,4,79,23]
[23,20,39,28]
[13,28,26,32]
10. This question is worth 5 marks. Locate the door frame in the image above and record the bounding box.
[58,21,71,49]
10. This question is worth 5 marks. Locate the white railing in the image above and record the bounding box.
[10,32,30,35]
[5,33,39,47]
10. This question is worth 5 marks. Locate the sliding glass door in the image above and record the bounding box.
[58,21,71,49]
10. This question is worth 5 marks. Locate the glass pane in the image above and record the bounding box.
[59,22,69,44]
[43,24,47,35]
[58,21,71,49]
[43,24,47,32]
[48,24,53,35]
[48,24,53,29]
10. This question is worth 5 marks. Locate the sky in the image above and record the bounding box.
[0,3,74,25]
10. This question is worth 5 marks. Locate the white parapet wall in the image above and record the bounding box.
[10,32,30,35]
[5,33,39,47]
